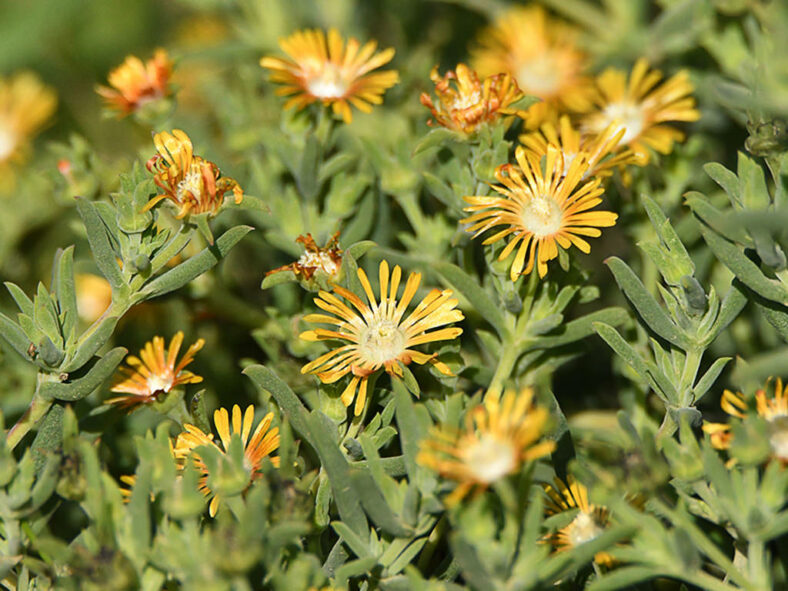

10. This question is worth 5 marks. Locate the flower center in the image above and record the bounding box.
[566,511,604,547]
[307,64,348,99]
[299,250,339,276]
[768,415,788,461]
[359,317,406,365]
[516,54,561,97]
[451,90,483,112]
[146,371,174,395]
[520,194,563,237]
[600,101,645,146]
[0,125,17,161]
[176,164,204,203]
[463,434,517,484]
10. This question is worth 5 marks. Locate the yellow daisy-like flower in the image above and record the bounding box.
[419,63,523,135]
[107,332,204,411]
[520,115,645,180]
[543,476,613,566]
[470,6,594,129]
[260,28,399,124]
[145,129,243,219]
[581,58,700,163]
[0,72,56,182]
[462,145,617,280]
[300,260,464,416]
[173,405,280,517]
[96,48,173,117]
[266,232,343,281]
[75,273,113,324]
[418,387,555,505]
[703,378,788,462]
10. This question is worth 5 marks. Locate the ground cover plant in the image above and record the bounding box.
[1,0,788,589]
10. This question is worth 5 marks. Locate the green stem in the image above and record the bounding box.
[395,192,426,236]
[489,338,521,396]
[6,374,57,450]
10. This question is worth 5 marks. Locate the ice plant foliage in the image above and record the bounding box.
[174,405,280,517]
[96,48,172,117]
[260,28,399,123]
[300,260,463,415]
[418,388,555,505]
[266,232,343,281]
[107,332,205,411]
[145,129,243,218]
[463,145,617,280]
[419,63,522,134]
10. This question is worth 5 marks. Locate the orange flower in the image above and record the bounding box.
[96,49,172,117]
[266,232,343,281]
[75,273,113,324]
[260,28,399,123]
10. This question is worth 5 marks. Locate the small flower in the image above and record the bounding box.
[471,6,594,128]
[462,145,617,280]
[418,387,555,505]
[419,63,523,135]
[543,476,613,565]
[301,260,464,415]
[266,232,343,282]
[581,58,700,163]
[144,129,243,218]
[75,273,113,324]
[96,49,172,117]
[107,332,204,411]
[173,405,280,517]
[260,28,399,123]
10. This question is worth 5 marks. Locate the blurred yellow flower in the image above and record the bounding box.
[174,405,280,517]
[582,58,700,163]
[471,6,593,129]
[145,129,243,218]
[96,48,173,117]
[419,63,522,134]
[418,387,555,505]
[301,260,463,415]
[260,28,399,123]
[75,273,112,324]
[462,145,617,280]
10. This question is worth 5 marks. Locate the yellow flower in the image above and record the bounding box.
[543,476,613,566]
[418,387,555,505]
[300,260,464,416]
[519,115,645,180]
[174,405,280,517]
[703,378,788,462]
[260,28,399,123]
[462,145,617,280]
[107,332,204,411]
[144,129,243,218]
[75,273,113,324]
[0,72,56,182]
[419,63,522,135]
[266,232,343,281]
[470,6,594,129]
[96,48,172,117]
[581,58,700,163]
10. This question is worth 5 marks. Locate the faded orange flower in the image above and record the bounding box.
[266,232,343,281]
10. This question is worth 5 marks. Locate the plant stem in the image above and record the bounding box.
[489,338,521,397]
[6,375,56,450]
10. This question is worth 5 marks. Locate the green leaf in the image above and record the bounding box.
[706,280,747,343]
[345,240,377,261]
[297,132,321,200]
[75,198,125,290]
[53,247,78,344]
[587,566,659,591]
[331,521,373,560]
[449,535,494,591]
[30,404,65,473]
[350,470,412,537]
[39,347,127,401]
[435,261,508,339]
[63,315,119,373]
[530,307,628,350]
[738,151,770,210]
[0,312,34,362]
[4,282,34,317]
[413,128,464,155]
[692,357,731,403]
[423,172,459,211]
[704,161,740,205]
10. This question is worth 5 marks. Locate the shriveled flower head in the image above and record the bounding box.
[419,63,523,135]
[0,72,56,179]
[520,115,645,180]
[266,232,343,281]
[174,405,280,517]
[260,28,399,123]
[462,145,617,280]
[581,58,700,163]
[75,273,113,324]
[145,129,243,218]
[418,387,555,505]
[96,49,172,117]
[543,476,613,565]
[107,332,204,411]
[470,6,593,128]
[301,260,464,416]
[703,378,788,463]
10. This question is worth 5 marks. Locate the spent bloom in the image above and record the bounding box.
[266,232,343,282]
[145,129,243,219]
[301,260,463,415]
[419,63,523,135]
[174,405,280,517]
[462,145,617,280]
[260,28,399,123]
[418,387,555,505]
[107,332,204,411]
[582,58,700,162]
[96,48,173,117]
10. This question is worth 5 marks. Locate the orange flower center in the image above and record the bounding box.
[566,511,604,546]
[359,317,406,365]
[306,64,348,99]
[516,53,561,97]
[299,250,340,276]
[450,89,483,111]
[147,371,174,395]
[521,194,563,237]
[600,101,645,146]
[768,415,788,460]
[463,434,517,483]
[176,164,204,203]
[0,125,16,161]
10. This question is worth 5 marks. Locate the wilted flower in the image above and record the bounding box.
[418,387,555,505]
[107,332,204,411]
[174,405,280,517]
[301,260,463,415]
[75,273,113,324]
[420,63,522,134]
[462,145,617,280]
[266,232,343,283]
[582,58,700,162]
[96,49,173,117]
[144,129,243,218]
[260,28,399,123]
